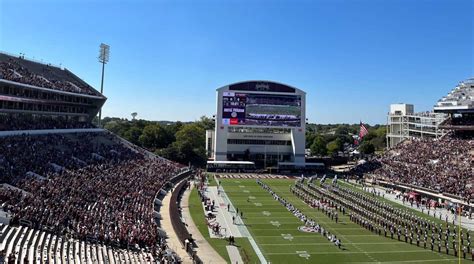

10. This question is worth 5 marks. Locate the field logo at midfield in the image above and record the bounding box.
[296,251,310,259]
[298,226,318,233]
[270,221,281,227]
[262,211,271,216]
[254,202,262,207]
[281,233,293,241]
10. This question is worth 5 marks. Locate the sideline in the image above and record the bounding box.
[206,186,243,238]
[226,245,244,263]
[160,186,193,263]
[181,183,227,263]
[220,185,269,264]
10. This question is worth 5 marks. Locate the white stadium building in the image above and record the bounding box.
[206,81,314,172]
[386,77,474,148]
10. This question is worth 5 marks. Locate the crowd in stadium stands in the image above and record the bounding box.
[447,117,474,126]
[352,135,474,201]
[0,132,181,254]
[0,114,95,131]
[0,133,139,185]
[0,58,98,95]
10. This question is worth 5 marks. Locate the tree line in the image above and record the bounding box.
[102,116,213,166]
[306,123,386,156]
[101,117,386,166]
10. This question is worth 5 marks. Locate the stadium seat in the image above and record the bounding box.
[5,226,21,261]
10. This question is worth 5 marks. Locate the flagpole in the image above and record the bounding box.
[458,205,461,264]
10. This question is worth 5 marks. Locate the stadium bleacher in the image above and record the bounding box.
[0,53,101,96]
[0,51,188,263]
[434,78,474,111]
[352,78,474,202]
[0,114,95,131]
[0,223,155,263]
[352,133,474,202]
[0,131,185,263]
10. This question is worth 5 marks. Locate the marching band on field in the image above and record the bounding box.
[288,177,473,260]
[256,179,343,249]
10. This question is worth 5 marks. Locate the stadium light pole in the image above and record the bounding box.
[98,43,110,127]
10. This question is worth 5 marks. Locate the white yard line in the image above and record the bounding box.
[221,188,269,264]
[269,182,382,263]
[265,250,430,255]
[255,234,380,237]
[343,259,460,264]
[259,242,410,245]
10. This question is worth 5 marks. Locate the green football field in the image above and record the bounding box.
[219,178,471,264]
[246,104,301,116]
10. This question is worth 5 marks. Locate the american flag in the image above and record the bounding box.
[359,122,369,139]
[354,138,359,145]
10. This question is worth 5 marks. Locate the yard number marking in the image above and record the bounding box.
[270,221,281,227]
[296,251,310,259]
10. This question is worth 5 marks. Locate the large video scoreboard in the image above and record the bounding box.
[222,92,302,127]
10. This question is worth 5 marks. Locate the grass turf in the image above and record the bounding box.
[219,178,472,264]
[337,180,472,237]
[187,187,260,263]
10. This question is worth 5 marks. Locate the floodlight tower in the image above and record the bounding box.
[98,43,110,127]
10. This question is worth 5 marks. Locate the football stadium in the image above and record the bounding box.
[0,1,473,264]
[0,51,472,264]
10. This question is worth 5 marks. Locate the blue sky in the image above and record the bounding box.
[0,0,472,124]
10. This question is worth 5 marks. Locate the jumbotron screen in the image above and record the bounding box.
[222,92,302,127]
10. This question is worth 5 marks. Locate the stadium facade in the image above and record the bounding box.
[386,104,447,148]
[206,81,306,170]
[0,52,106,124]
[434,78,474,113]
[386,78,474,148]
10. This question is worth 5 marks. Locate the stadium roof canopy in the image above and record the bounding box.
[434,77,474,113]
[217,80,306,94]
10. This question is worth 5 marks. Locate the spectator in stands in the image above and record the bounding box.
[350,133,474,201]
[0,114,95,131]
[0,58,99,96]
[0,131,182,251]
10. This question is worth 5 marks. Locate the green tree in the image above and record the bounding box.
[196,116,215,130]
[104,120,130,136]
[326,138,342,156]
[139,124,172,150]
[168,123,207,166]
[335,125,349,136]
[123,126,143,145]
[370,136,386,151]
[157,144,180,161]
[374,126,387,137]
[306,133,317,148]
[310,136,327,156]
[359,141,375,154]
